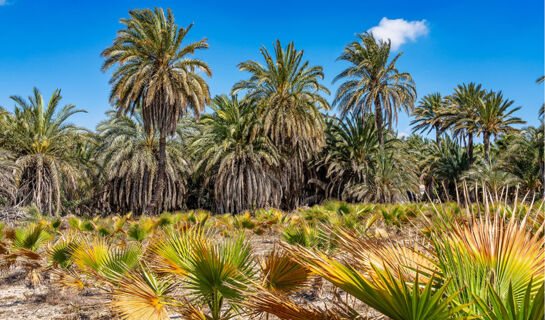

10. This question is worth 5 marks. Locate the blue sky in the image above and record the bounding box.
[0,0,543,136]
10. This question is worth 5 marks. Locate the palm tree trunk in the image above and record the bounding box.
[149,133,167,215]
[467,133,474,165]
[435,126,440,144]
[483,132,490,163]
[374,97,384,148]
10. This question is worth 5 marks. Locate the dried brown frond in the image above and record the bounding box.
[260,246,312,294]
[243,288,348,320]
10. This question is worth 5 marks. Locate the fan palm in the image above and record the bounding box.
[190,95,281,214]
[0,88,88,215]
[333,32,416,147]
[475,91,524,162]
[232,40,329,208]
[411,93,446,143]
[102,7,211,214]
[444,83,485,164]
[96,110,191,215]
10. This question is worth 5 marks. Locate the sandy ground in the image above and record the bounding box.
[0,269,113,320]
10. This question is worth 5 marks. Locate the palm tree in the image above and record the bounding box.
[322,114,381,201]
[190,95,281,214]
[96,109,191,215]
[424,135,470,200]
[102,7,211,214]
[475,91,524,162]
[333,32,416,147]
[462,155,520,198]
[411,93,445,143]
[501,126,544,196]
[0,88,88,215]
[444,83,485,165]
[232,40,329,208]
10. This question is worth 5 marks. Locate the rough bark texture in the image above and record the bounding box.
[467,133,474,165]
[374,96,384,148]
[149,133,167,215]
[483,132,490,162]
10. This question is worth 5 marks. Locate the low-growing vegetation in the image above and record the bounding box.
[1,199,543,319]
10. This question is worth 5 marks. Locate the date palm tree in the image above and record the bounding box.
[102,7,211,214]
[424,135,470,199]
[501,126,544,196]
[333,32,416,147]
[475,91,524,162]
[232,40,329,208]
[190,95,281,214]
[0,88,88,215]
[411,93,446,143]
[444,83,485,165]
[322,114,381,201]
[96,109,191,215]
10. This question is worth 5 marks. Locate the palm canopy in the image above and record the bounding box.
[323,114,381,200]
[475,91,524,161]
[333,32,416,146]
[232,40,330,158]
[190,95,281,214]
[0,88,88,215]
[96,109,191,215]
[444,82,485,164]
[102,7,211,135]
[411,93,445,143]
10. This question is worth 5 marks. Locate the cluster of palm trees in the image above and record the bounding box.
[0,7,542,216]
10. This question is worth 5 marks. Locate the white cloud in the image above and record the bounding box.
[368,17,428,50]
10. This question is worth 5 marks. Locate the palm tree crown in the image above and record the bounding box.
[444,82,485,164]
[475,91,524,161]
[232,40,330,158]
[411,93,445,143]
[333,32,416,146]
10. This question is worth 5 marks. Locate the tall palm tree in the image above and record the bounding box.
[333,32,416,147]
[411,93,445,143]
[190,95,281,214]
[96,110,191,215]
[0,88,88,215]
[475,91,524,162]
[102,7,211,214]
[444,83,485,165]
[232,40,329,208]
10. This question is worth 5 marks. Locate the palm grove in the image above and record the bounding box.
[0,8,542,216]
